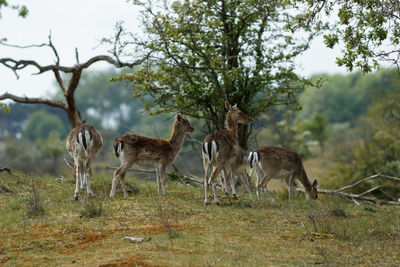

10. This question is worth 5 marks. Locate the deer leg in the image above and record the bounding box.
[120,172,128,198]
[155,165,161,194]
[203,157,211,205]
[84,160,94,196]
[286,173,296,201]
[159,163,167,195]
[110,160,133,198]
[228,170,238,199]
[222,168,230,195]
[255,168,263,200]
[210,165,223,205]
[260,176,275,202]
[243,170,253,200]
[74,163,80,201]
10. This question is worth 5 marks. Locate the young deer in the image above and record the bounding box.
[248,146,318,201]
[221,147,253,200]
[202,101,252,205]
[110,114,194,197]
[66,124,103,200]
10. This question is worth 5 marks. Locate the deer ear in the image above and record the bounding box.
[225,101,232,111]
[313,179,318,188]
[233,103,237,108]
[176,114,182,121]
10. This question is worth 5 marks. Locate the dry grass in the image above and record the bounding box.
[0,169,399,266]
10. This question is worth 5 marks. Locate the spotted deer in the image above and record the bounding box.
[66,124,103,200]
[221,147,253,200]
[202,101,252,205]
[110,114,194,197]
[248,146,318,201]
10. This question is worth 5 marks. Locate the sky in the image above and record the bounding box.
[0,0,347,99]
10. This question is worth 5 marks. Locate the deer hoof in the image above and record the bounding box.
[74,194,79,201]
[216,201,221,206]
[204,201,210,206]
[233,194,238,200]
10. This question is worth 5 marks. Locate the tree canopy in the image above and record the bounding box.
[296,0,400,73]
[114,0,315,147]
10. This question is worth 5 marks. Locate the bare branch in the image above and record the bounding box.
[0,92,67,110]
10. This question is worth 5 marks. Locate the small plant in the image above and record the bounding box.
[26,184,45,217]
[80,198,104,218]
[330,197,346,217]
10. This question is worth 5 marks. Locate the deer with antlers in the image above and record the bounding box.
[202,101,252,205]
[248,146,318,201]
[110,114,194,197]
[66,124,103,200]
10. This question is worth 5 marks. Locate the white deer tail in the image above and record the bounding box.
[202,140,219,163]
[77,130,92,158]
[248,151,260,169]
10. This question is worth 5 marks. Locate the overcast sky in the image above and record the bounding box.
[0,0,347,99]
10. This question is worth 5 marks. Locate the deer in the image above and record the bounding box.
[220,147,253,200]
[248,146,318,201]
[66,124,103,200]
[110,114,194,198]
[202,101,252,205]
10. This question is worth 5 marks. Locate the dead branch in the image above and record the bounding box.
[0,166,11,174]
[295,173,400,206]
[0,34,150,128]
[105,166,156,174]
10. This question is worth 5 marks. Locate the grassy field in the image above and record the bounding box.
[0,169,399,266]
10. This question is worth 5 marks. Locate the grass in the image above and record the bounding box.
[0,170,399,266]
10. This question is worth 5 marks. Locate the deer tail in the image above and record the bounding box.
[113,140,123,158]
[202,140,219,163]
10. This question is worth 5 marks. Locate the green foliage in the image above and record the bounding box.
[22,109,66,141]
[115,0,315,146]
[304,114,329,151]
[0,103,10,114]
[299,70,399,124]
[26,183,45,217]
[79,198,104,218]
[296,0,400,73]
[0,0,28,18]
[327,89,400,197]
[3,136,67,175]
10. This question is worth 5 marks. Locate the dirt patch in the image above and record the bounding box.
[99,255,165,267]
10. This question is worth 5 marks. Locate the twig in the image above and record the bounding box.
[106,166,156,173]
[308,214,317,232]
[0,167,11,174]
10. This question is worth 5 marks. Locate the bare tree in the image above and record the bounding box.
[0,33,148,127]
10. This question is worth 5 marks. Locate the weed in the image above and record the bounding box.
[79,198,104,218]
[26,183,45,217]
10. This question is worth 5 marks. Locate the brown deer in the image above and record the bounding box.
[202,101,252,205]
[221,147,253,200]
[110,114,194,197]
[66,124,103,200]
[248,146,318,201]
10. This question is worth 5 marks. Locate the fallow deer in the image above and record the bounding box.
[66,124,103,200]
[248,146,318,201]
[110,114,194,197]
[221,147,253,200]
[202,101,252,205]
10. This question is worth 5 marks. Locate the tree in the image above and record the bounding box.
[0,1,28,19]
[295,0,400,73]
[305,114,329,152]
[23,110,66,141]
[0,32,148,128]
[114,0,314,147]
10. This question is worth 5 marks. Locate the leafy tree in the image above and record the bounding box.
[114,0,314,147]
[327,84,400,197]
[23,110,66,141]
[299,70,399,124]
[305,114,329,152]
[295,0,400,73]
[0,0,28,19]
